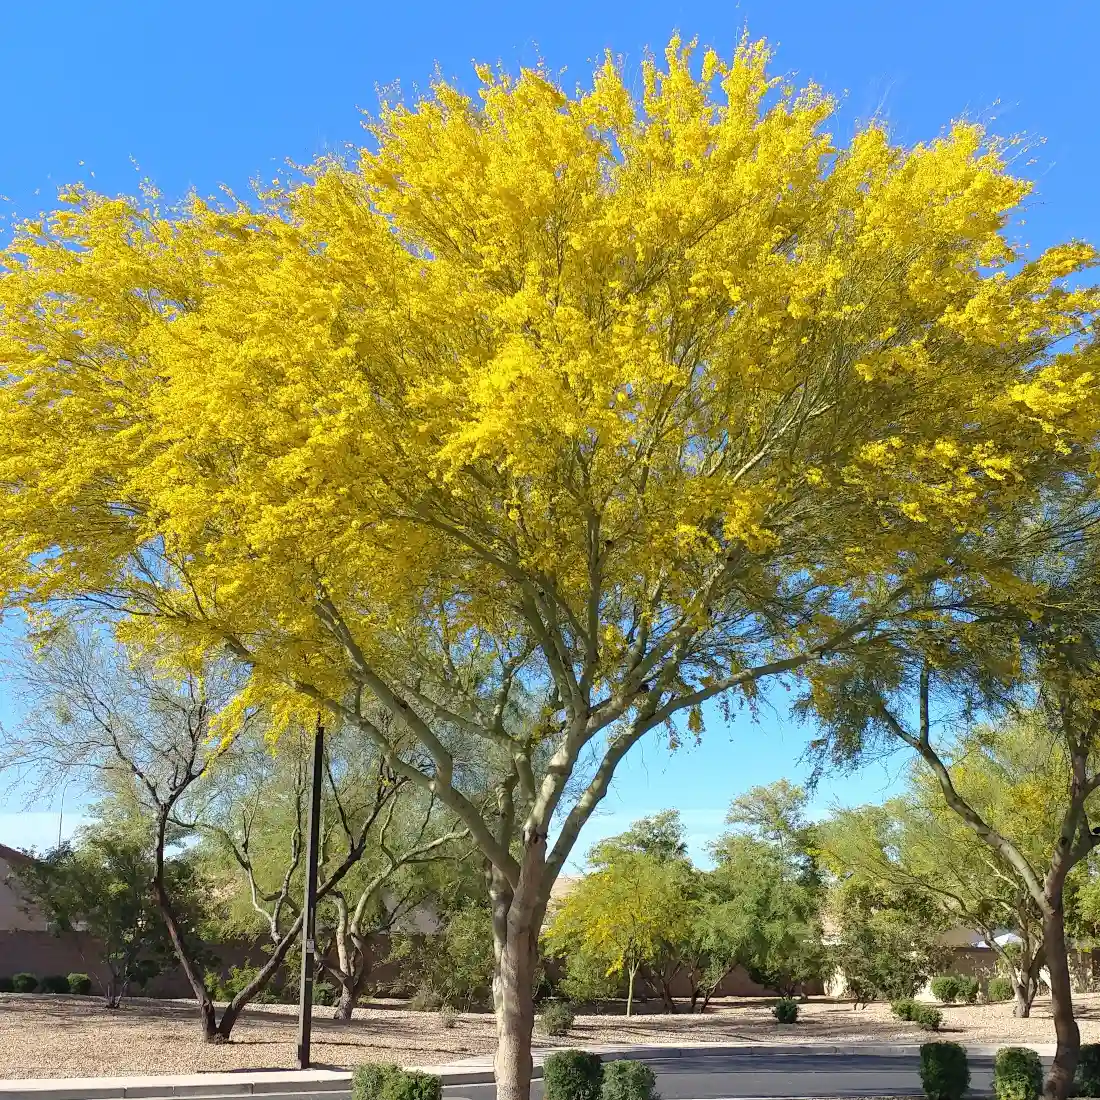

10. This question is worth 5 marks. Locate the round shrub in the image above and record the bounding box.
[912,1005,944,1032]
[1075,1043,1100,1098]
[538,1000,576,1037]
[601,1060,659,1100]
[993,1047,1043,1100]
[544,1050,604,1100]
[39,974,70,994]
[67,973,93,996]
[0,977,13,993]
[987,977,1014,1004]
[920,1041,970,1100]
[352,1063,403,1100]
[931,975,962,1004]
[892,998,917,1022]
[772,997,798,1023]
[313,983,336,1007]
[12,973,37,994]
[955,976,979,1004]
[379,1070,442,1100]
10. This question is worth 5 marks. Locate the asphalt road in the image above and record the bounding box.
[443,1049,1048,1098]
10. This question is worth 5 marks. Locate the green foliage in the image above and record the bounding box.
[538,1000,576,1037]
[920,1041,970,1100]
[588,811,688,866]
[891,998,917,1021]
[993,1048,1043,1100]
[557,947,622,1004]
[772,997,798,1023]
[1074,1043,1100,1097]
[378,1071,442,1100]
[208,964,278,1004]
[67,973,92,995]
[38,974,70,994]
[437,1006,457,1029]
[600,1061,659,1100]
[544,1051,604,1100]
[987,976,1014,1003]
[12,973,37,993]
[313,983,336,1007]
[931,975,962,1003]
[13,827,208,1005]
[408,985,443,1012]
[352,1063,403,1100]
[912,1005,944,1031]
[389,906,494,1010]
[956,976,979,1004]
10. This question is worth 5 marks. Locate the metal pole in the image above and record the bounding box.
[297,714,324,1070]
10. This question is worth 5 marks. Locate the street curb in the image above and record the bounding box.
[0,1041,1059,1098]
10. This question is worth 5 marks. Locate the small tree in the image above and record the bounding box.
[13,826,203,1007]
[544,850,693,1015]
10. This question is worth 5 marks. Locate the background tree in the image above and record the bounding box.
[12,824,205,1007]
[3,35,1097,1100]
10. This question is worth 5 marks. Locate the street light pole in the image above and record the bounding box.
[297,713,325,1070]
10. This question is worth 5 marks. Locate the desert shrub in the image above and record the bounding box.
[409,985,442,1012]
[993,1047,1043,1100]
[0,976,12,993]
[352,1064,403,1100]
[544,1050,604,1100]
[987,977,1014,1003]
[438,1005,457,1030]
[67,973,93,995]
[772,997,798,1023]
[538,1000,576,1037]
[892,998,917,1021]
[1075,1043,1100,1097]
[12,973,37,993]
[931,975,962,1004]
[313,983,336,1007]
[912,1004,943,1031]
[601,1060,659,1100]
[38,974,70,994]
[920,1041,970,1100]
[955,976,979,1004]
[209,964,278,1004]
[378,1071,442,1100]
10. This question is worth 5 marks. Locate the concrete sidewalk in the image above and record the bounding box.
[0,1042,1060,1100]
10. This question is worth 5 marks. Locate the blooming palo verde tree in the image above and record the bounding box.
[1,36,1098,1100]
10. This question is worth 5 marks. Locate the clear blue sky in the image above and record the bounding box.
[0,0,1097,861]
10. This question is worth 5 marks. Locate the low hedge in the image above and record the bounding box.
[544,1050,604,1100]
[993,1047,1043,1100]
[920,1041,970,1100]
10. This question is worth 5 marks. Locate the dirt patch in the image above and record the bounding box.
[1,993,1095,1079]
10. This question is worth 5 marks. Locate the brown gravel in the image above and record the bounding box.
[2,994,1099,1080]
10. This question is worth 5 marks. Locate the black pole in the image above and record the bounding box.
[297,714,325,1070]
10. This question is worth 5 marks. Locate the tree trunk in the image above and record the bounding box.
[217,919,302,1041]
[333,960,369,1021]
[1043,899,1080,1100]
[626,964,636,1018]
[491,842,544,1100]
[1013,979,1032,1019]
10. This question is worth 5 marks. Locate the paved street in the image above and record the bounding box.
[444,1048,1047,1098]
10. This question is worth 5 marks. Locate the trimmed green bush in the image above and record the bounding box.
[931,975,962,1004]
[379,1071,442,1100]
[920,1041,970,1100]
[538,1000,576,1037]
[352,1063,403,1100]
[913,1004,944,1031]
[0,976,13,993]
[544,1050,604,1100]
[67,973,93,995]
[987,977,1014,1003]
[39,974,70,994]
[601,1060,659,1100]
[993,1047,1043,1100]
[892,998,917,1021]
[772,997,798,1023]
[12,973,37,994]
[1075,1043,1100,1097]
[955,976,979,1004]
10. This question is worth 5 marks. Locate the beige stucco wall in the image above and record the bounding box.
[0,849,48,932]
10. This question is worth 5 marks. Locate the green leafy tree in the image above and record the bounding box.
[13,825,207,1007]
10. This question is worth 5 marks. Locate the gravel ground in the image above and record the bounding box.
[2,993,1099,1079]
